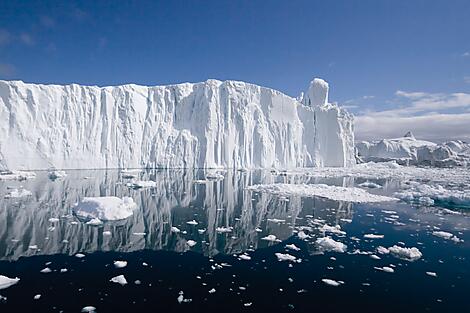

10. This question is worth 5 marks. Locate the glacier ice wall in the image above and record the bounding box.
[0,78,355,170]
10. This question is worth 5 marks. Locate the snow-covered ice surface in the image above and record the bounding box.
[73,196,137,221]
[0,168,468,312]
[246,183,396,203]
[0,78,354,170]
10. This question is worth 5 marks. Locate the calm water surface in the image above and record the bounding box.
[0,169,468,312]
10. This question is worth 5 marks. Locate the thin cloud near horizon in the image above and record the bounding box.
[353,90,470,142]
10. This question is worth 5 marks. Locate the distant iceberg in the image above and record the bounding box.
[356,132,470,167]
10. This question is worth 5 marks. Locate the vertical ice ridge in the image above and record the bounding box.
[0,78,354,170]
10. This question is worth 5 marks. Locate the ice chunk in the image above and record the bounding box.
[315,237,347,253]
[363,234,384,239]
[127,180,156,189]
[48,170,67,180]
[388,245,422,261]
[110,275,128,286]
[113,261,128,268]
[81,306,97,313]
[321,278,340,286]
[275,253,297,262]
[374,266,394,273]
[186,240,197,247]
[246,183,396,203]
[73,196,137,221]
[432,231,462,242]
[4,188,32,199]
[0,275,20,290]
[0,170,36,180]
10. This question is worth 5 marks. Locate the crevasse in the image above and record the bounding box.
[0,78,355,170]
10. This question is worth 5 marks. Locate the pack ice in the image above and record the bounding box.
[0,78,354,170]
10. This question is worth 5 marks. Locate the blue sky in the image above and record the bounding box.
[1,0,469,141]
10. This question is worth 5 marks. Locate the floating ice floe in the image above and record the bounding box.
[432,231,462,242]
[261,234,279,242]
[186,220,198,226]
[110,275,127,286]
[426,271,437,277]
[395,183,470,208]
[127,180,156,189]
[48,217,60,223]
[388,245,422,261]
[4,188,32,199]
[315,237,347,253]
[0,275,20,290]
[33,294,41,300]
[171,226,181,233]
[319,224,346,235]
[40,267,52,273]
[187,240,197,247]
[374,266,394,273]
[75,253,86,258]
[246,183,396,203]
[114,261,128,268]
[364,234,384,239]
[0,170,36,181]
[238,254,251,261]
[81,306,97,313]
[216,226,232,233]
[285,244,301,251]
[321,278,341,286]
[86,218,103,226]
[73,196,137,221]
[275,253,297,262]
[205,172,225,181]
[48,170,67,180]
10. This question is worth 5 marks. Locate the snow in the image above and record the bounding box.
[315,237,347,253]
[0,275,20,290]
[246,183,396,203]
[388,245,422,261]
[114,261,128,268]
[0,78,354,170]
[110,275,128,286]
[73,196,137,221]
[4,188,32,199]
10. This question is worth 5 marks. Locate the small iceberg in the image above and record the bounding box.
[0,275,20,290]
[73,197,137,221]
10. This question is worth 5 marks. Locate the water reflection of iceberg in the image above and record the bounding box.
[0,169,353,260]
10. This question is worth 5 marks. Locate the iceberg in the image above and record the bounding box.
[357,132,470,167]
[73,196,137,221]
[0,78,354,170]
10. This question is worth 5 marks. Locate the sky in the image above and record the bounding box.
[0,0,469,142]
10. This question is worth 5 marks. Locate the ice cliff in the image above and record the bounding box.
[357,132,470,167]
[0,78,355,170]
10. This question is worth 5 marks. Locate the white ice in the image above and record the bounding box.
[73,196,137,221]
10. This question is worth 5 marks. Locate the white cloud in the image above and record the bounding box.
[354,90,470,142]
[19,33,35,46]
[462,51,470,57]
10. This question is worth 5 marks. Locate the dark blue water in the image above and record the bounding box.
[0,169,468,312]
